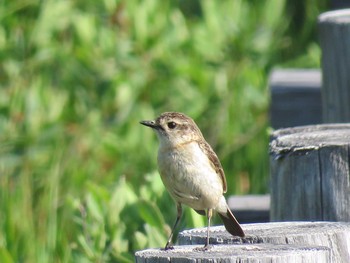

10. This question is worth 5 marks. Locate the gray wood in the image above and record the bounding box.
[270,147,323,220]
[331,0,350,9]
[318,10,350,122]
[135,244,330,263]
[177,222,350,262]
[269,124,350,221]
[227,195,270,223]
[320,144,350,221]
[269,69,322,129]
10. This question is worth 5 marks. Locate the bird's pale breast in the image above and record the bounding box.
[157,141,223,210]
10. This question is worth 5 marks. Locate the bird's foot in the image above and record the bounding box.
[163,242,175,251]
[193,244,212,251]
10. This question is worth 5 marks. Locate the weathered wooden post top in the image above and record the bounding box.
[136,222,350,262]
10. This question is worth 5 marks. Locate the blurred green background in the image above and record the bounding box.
[0,0,327,262]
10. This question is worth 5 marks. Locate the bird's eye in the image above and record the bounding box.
[167,122,177,129]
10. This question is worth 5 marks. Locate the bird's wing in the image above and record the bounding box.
[172,187,200,201]
[198,141,227,193]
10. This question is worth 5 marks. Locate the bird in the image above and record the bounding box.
[140,112,245,250]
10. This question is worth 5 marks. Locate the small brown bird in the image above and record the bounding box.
[140,112,244,250]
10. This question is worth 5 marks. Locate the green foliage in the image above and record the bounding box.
[0,0,327,262]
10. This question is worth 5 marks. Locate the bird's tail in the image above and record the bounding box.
[218,204,245,237]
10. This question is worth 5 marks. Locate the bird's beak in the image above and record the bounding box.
[140,120,159,129]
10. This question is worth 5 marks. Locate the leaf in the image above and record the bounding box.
[77,234,95,260]
[0,248,14,263]
[133,231,148,250]
[187,209,206,229]
[113,252,133,263]
[109,176,138,225]
[86,192,104,222]
[144,224,167,248]
[137,199,166,229]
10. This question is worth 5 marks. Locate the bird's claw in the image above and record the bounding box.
[163,243,175,250]
[193,244,212,251]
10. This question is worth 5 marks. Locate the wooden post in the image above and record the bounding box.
[135,244,330,263]
[227,195,270,223]
[176,222,350,262]
[318,9,350,122]
[269,124,350,221]
[134,221,350,262]
[269,69,322,129]
[331,0,350,9]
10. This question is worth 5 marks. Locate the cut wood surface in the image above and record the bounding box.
[135,244,330,263]
[269,124,350,222]
[177,222,350,262]
[319,9,350,122]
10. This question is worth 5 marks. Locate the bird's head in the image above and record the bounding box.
[140,112,203,148]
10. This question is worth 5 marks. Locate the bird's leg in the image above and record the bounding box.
[193,208,212,251]
[204,208,212,249]
[164,203,182,250]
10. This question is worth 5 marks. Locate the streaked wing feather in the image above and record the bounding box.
[173,188,200,201]
[198,141,227,193]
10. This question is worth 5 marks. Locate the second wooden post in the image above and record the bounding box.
[270,124,350,221]
[319,9,350,123]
